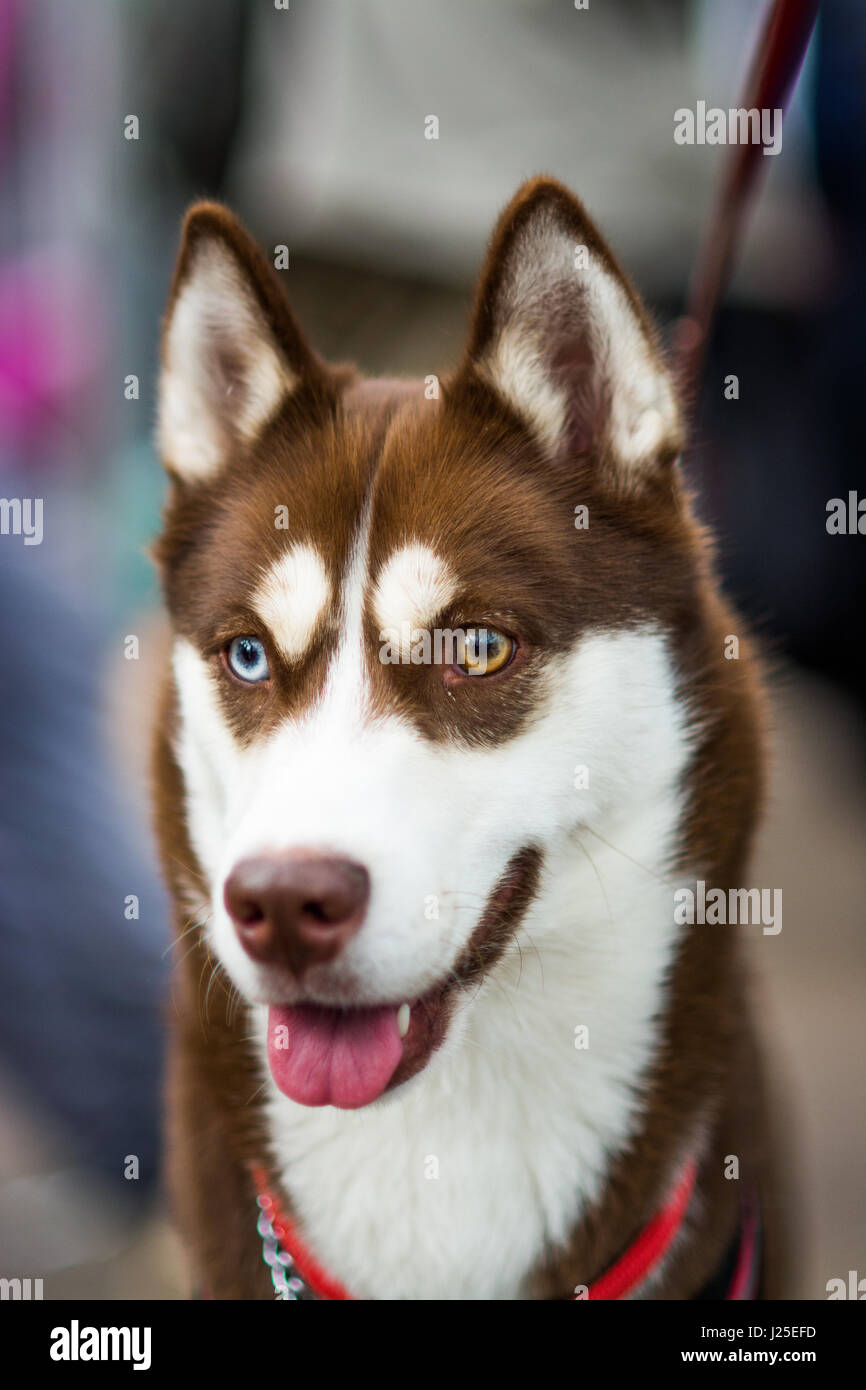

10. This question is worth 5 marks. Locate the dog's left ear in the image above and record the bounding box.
[455,178,683,484]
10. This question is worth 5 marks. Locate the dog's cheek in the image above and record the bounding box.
[171,638,265,888]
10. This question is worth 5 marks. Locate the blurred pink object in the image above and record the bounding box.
[0,256,108,466]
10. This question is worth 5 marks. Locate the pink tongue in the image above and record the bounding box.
[267,1004,403,1109]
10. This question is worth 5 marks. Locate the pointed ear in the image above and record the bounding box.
[158,202,327,482]
[457,178,683,484]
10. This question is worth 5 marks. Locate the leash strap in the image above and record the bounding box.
[676,0,820,403]
[725,1190,762,1301]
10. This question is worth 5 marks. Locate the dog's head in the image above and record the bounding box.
[156,178,699,1110]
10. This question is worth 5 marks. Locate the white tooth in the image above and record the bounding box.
[397,1003,411,1038]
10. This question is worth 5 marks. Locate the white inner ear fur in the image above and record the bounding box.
[158,241,297,481]
[254,543,332,661]
[477,209,680,473]
[479,327,568,456]
[372,543,457,657]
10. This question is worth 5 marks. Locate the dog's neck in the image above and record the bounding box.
[256,785,694,1300]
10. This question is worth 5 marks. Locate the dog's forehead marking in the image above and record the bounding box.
[371,543,458,637]
[253,543,332,661]
[304,495,376,729]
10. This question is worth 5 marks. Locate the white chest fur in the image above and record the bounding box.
[258,797,688,1301]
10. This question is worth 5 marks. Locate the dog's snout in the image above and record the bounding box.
[224,854,370,974]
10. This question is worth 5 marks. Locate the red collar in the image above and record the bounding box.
[249,1157,757,1301]
[576,1158,698,1300]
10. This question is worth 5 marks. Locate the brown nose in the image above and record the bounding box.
[224,854,370,975]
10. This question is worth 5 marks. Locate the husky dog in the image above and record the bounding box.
[153,179,769,1300]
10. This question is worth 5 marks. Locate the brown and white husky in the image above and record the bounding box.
[152,178,772,1300]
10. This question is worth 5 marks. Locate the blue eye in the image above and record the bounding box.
[226,636,270,683]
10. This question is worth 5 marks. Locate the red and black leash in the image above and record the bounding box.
[675,0,821,408]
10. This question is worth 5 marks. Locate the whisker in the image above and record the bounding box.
[244,1080,269,1108]
[163,918,209,964]
[572,835,614,925]
[581,824,668,884]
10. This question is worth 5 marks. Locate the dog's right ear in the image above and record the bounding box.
[158,203,328,483]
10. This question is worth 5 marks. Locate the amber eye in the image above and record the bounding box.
[454,627,514,677]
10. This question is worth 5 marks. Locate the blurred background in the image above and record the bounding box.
[0,0,863,1299]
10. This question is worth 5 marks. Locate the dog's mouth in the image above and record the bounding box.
[266,989,448,1109]
[265,846,541,1109]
